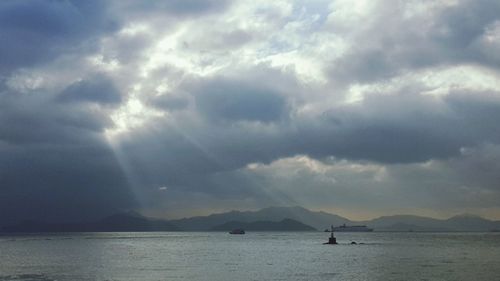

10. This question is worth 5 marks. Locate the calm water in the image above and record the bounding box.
[1,232,500,281]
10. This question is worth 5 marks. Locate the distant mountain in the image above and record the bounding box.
[171,206,351,231]
[172,207,500,232]
[3,207,499,233]
[444,214,500,231]
[1,212,179,232]
[363,215,447,232]
[211,218,316,231]
[92,212,179,231]
[363,214,500,232]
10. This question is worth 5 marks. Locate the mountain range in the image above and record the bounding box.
[1,211,179,232]
[170,206,349,231]
[2,206,500,232]
[211,218,316,231]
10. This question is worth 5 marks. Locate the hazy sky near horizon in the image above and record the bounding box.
[1,0,500,223]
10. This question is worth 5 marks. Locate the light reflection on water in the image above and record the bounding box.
[1,232,500,281]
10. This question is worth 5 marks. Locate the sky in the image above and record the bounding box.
[1,0,500,224]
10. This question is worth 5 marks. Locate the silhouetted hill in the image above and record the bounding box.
[1,212,179,232]
[3,207,499,233]
[92,212,179,231]
[172,207,500,232]
[211,218,316,231]
[364,215,447,231]
[445,214,500,231]
[363,214,500,232]
[171,206,351,231]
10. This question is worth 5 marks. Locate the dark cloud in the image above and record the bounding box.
[0,0,118,75]
[435,0,500,50]
[121,0,230,16]
[0,89,113,145]
[0,139,137,225]
[296,89,500,164]
[450,144,500,193]
[186,85,500,167]
[191,78,287,123]
[57,76,122,105]
[148,94,189,111]
[0,83,133,225]
[108,82,500,214]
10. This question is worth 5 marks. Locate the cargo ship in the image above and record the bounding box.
[325,223,373,232]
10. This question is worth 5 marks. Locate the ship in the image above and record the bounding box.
[229,229,245,234]
[325,223,373,232]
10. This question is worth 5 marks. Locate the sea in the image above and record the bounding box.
[1,232,499,281]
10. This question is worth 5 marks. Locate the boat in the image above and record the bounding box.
[229,229,245,234]
[328,224,373,232]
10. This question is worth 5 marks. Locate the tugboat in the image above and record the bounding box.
[229,229,245,234]
[323,225,337,245]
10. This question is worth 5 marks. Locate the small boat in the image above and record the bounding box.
[229,229,245,234]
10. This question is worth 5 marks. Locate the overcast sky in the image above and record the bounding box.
[1,0,500,223]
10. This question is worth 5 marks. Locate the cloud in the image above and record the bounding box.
[239,144,500,217]
[304,88,500,163]
[57,75,122,105]
[1,0,500,223]
[191,77,287,123]
[0,89,135,224]
[149,94,189,111]
[117,0,231,17]
[327,0,500,85]
[0,138,137,223]
[0,0,117,75]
